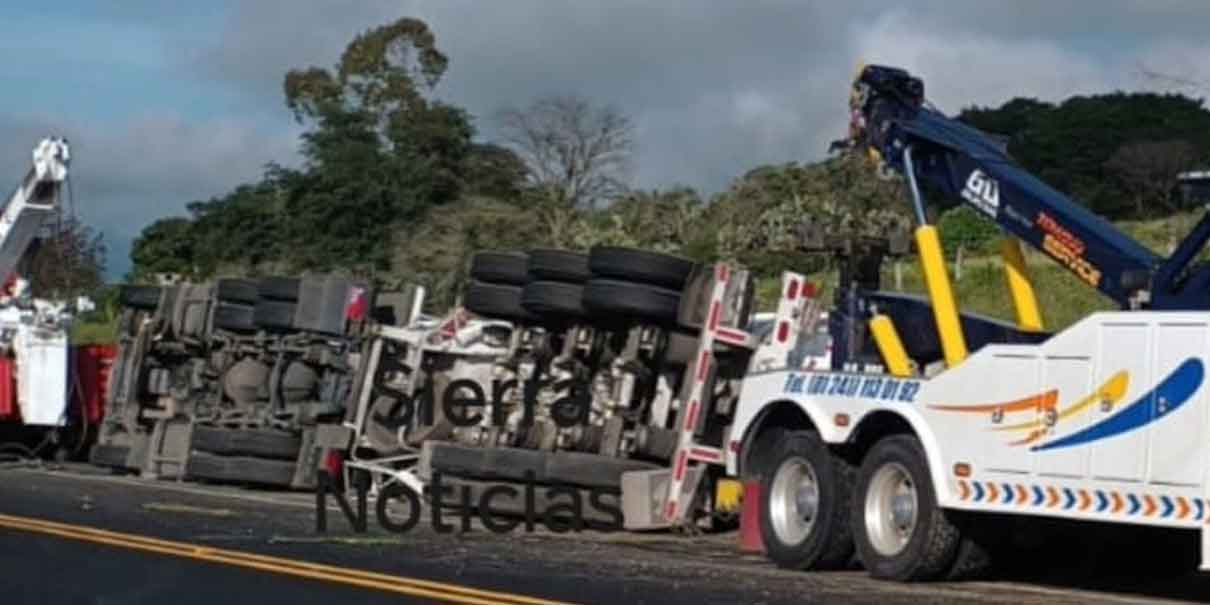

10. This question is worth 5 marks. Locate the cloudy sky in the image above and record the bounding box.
[2,1,1207,278]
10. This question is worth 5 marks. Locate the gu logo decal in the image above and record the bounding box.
[962,169,1000,218]
[930,359,1204,451]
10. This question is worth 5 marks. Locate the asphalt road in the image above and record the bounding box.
[0,463,1207,605]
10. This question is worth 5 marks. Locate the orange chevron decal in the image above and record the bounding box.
[1177,497,1190,519]
[1078,490,1091,511]
[1111,492,1124,514]
[1008,429,1046,446]
[958,480,970,500]
[1015,484,1027,505]
[987,483,999,503]
[1047,487,1060,507]
[1143,495,1157,516]
[931,389,1058,413]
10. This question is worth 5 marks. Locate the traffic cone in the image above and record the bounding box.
[738,479,764,553]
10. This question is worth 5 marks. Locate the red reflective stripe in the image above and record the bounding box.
[664,501,677,520]
[716,328,749,345]
[673,451,688,481]
[689,447,721,462]
[776,321,789,343]
[696,352,711,382]
[716,264,730,283]
[786,279,799,300]
[684,400,700,431]
[708,301,720,332]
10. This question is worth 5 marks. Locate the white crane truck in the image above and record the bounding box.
[0,137,95,447]
[724,65,1210,581]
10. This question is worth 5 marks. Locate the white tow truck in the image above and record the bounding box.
[723,65,1210,581]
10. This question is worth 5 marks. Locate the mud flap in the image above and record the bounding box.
[1202,527,1209,572]
[620,466,705,531]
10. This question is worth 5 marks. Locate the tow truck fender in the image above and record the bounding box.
[729,372,953,504]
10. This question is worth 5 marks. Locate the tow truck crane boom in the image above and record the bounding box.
[841,65,1208,310]
[0,137,70,287]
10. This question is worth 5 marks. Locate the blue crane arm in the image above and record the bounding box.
[844,65,1164,308]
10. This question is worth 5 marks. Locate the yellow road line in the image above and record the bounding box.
[0,512,573,605]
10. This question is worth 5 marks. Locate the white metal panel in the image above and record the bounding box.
[1034,356,1092,479]
[1090,322,1151,482]
[978,354,1038,475]
[1147,322,1208,487]
[15,327,69,426]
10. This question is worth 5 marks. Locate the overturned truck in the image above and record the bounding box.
[337,246,825,530]
[91,274,417,489]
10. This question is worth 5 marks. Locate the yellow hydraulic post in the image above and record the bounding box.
[869,315,913,377]
[999,237,1045,332]
[916,225,968,367]
[900,144,967,368]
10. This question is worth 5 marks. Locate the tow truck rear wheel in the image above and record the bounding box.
[759,430,854,570]
[853,435,961,581]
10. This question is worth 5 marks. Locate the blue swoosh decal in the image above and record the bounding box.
[1033,358,1203,452]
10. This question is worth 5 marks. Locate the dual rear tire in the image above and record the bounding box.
[759,431,988,581]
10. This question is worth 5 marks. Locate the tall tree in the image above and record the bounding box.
[280,17,475,275]
[496,95,635,209]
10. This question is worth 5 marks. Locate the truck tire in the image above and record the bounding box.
[470,252,529,286]
[258,276,301,302]
[760,430,855,571]
[852,435,961,581]
[428,443,548,483]
[588,246,695,289]
[544,451,660,489]
[527,249,590,283]
[191,426,301,460]
[186,451,296,487]
[464,280,535,323]
[119,285,161,311]
[89,443,132,469]
[253,300,296,331]
[215,279,259,304]
[582,279,680,324]
[521,281,585,318]
[212,302,256,332]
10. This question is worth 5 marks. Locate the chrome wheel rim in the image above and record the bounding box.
[769,456,820,545]
[864,461,918,556]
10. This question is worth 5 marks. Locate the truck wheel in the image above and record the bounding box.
[588,246,695,289]
[215,279,259,304]
[191,426,301,460]
[212,302,256,332]
[89,443,132,469]
[527,249,590,283]
[521,281,585,318]
[545,451,661,489]
[464,280,535,323]
[470,252,529,286]
[258,276,301,302]
[186,451,296,487]
[119,285,162,310]
[253,300,297,331]
[852,435,961,581]
[760,430,854,570]
[582,279,681,324]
